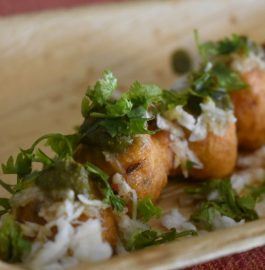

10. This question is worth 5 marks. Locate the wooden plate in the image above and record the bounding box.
[1,0,265,269]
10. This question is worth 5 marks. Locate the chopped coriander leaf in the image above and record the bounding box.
[199,34,249,60]
[126,228,197,251]
[46,133,81,159]
[125,81,162,108]
[84,163,125,212]
[187,178,260,230]
[188,61,246,110]
[2,153,32,178]
[161,89,189,111]
[80,72,164,152]
[0,198,10,216]
[86,70,117,108]
[2,133,79,179]
[190,203,217,231]
[0,198,10,210]
[105,97,133,117]
[137,196,162,222]
[211,63,247,91]
[0,179,15,194]
[0,215,31,263]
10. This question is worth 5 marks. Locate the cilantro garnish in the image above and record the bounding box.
[187,61,246,111]
[137,196,162,222]
[126,228,197,251]
[1,133,79,179]
[186,178,264,230]
[79,71,166,152]
[195,32,250,61]
[0,132,125,214]
[0,215,31,262]
[84,163,125,212]
[183,32,253,111]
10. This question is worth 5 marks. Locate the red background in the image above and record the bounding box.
[0,1,264,269]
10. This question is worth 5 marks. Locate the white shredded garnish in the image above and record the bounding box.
[156,114,184,138]
[164,106,196,131]
[161,209,196,231]
[211,212,245,229]
[26,219,74,270]
[207,190,220,201]
[255,195,265,218]
[231,51,265,73]
[77,194,107,208]
[231,168,265,194]
[189,98,236,142]
[23,191,112,270]
[157,114,202,177]
[112,173,138,219]
[163,96,236,143]
[70,219,112,262]
[170,138,203,177]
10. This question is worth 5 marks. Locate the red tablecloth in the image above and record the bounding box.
[1,1,264,269]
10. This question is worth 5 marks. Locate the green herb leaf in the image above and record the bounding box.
[0,215,31,262]
[105,97,133,117]
[84,163,125,212]
[126,81,162,108]
[87,70,117,106]
[137,196,162,222]
[46,133,79,158]
[126,228,197,251]
[190,203,217,231]
[0,179,14,194]
[2,151,32,178]
[188,178,259,230]
[189,62,246,109]
[198,34,249,60]
[211,63,247,91]
[80,73,164,152]
[161,89,189,110]
[0,198,10,216]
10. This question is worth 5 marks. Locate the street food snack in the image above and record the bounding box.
[1,34,265,270]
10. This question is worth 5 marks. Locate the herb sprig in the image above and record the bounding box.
[80,71,166,152]
[186,178,265,230]
[0,215,31,263]
[0,132,125,215]
[137,196,162,222]
[126,228,197,251]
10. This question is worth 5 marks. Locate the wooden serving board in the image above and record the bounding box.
[1,0,265,269]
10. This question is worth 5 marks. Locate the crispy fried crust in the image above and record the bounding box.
[231,69,265,150]
[75,131,173,201]
[188,123,237,179]
[121,131,173,201]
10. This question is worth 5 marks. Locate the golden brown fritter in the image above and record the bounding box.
[231,69,265,150]
[75,131,173,201]
[188,123,237,179]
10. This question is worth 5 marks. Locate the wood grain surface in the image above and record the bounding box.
[1,0,265,269]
